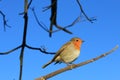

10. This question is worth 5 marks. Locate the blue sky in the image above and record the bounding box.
[0,0,120,80]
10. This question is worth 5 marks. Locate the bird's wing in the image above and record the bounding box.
[51,41,72,61]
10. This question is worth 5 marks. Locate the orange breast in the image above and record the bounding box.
[73,41,80,50]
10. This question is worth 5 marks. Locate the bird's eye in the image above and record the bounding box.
[76,40,79,42]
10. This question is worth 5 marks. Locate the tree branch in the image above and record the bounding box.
[25,44,55,54]
[0,1,29,80]
[35,45,119,80]
[33,0,95,37]
[42,0,56,12]
[49,0,57,37]
[76,0,96,23]
[27,0,33,9]
[0,45,22,55]
[32,7,73,36]
[49,0,72,37]
[0,10,11,31]
[50,17,80,33]
[19,0,28,80]
[19,0,32,15]
[31,8,49,32]
[32,0,96,37]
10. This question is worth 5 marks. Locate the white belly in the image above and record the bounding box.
[60,47,80,63]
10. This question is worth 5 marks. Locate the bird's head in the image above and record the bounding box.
[71,37,84,50]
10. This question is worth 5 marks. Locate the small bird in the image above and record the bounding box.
[42,37,84,68]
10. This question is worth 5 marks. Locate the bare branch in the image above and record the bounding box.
[0,45,22,55]
[42,0,56,12]
[31,8,49,32]
[19,0,29,80]
[64,17,80,28]
[43,0,72,37]
[52,16,80,33]
[19,0,33,15]
[0,10,11,31]
[49,0,72,37]
[34,0,92,37]
[32,8,80,34]
[49,0,57,37]
[19,45,25,80]
[35,45,119,80]
[55,24,72,34]
[25,44,55,54]
[76,0,96,23]
[28,0,33,9]
[32,6,79,35]
[32,6,79,34]
[51,17,80,33]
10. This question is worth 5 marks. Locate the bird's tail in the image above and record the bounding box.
[42,60,53,68]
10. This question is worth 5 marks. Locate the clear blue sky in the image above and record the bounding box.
[0,0,120,80]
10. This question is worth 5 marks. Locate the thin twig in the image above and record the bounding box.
[19,0,33,15]
[31,8,49,32]
[51,17,80,33]
[32,6,79,34]
[76,0,96,23]
[28,0,33,9]
[32,1,85,37]
[55,24,72,34]
[0,45,22,55]
[26,44,55,54]
[42,0,56,12]
[0,10,11,31]
[64,17,80,28]
[35,45,119,80]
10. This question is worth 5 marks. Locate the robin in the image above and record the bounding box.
[42,37,84,68]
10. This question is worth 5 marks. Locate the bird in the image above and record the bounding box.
[42,37,84,68]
